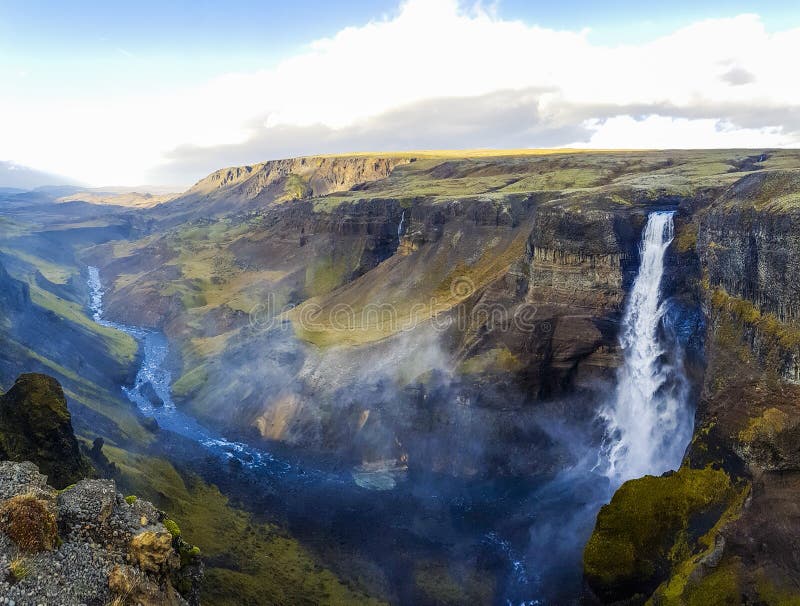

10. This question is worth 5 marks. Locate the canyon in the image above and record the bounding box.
[2,149,800,604]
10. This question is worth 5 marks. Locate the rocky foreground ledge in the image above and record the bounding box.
[0,374,201,605]
[0,460,201,606]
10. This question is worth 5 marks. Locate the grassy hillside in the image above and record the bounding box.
[0,192,387,605]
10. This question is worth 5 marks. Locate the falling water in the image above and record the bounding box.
[598,212,692,485]
[397,209,406,239]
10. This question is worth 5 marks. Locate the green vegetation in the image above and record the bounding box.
[5,339,152,446]
[721,169,800,211]
[28,282,137,365]
[584,466,741,601]
[675,223,698,253]
[755,570,800,606]
[0,494,59,552]
[105,448,386,606]
[9,556,30,582]
[459,347,523,374]
[501,166,610,191]
[305,254,355,299]
[739,407,790,444]
[0,373,94,487]
[163,518,181,538]
[277,173,312,203]
[679,560,742,606]
[0,247,75,284]
[8,149,800,604]
[711,287,800,350]
[172,364,209,398]
[124,495,138,505]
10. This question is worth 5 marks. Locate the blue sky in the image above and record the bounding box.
[1,0,799,186]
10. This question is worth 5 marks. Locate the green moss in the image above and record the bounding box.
[304,244,365,298]
[27,283,137,365]
[501,166,610,192]
[675,223,698,253]
[458,347,523,374]
[178,540,202,566]
[10,342,152,446]
[124,495,137,505]
[584,466,739,600]
[172,365,209,398]
[0,373,93,487]
[164,518,181,538]
[104,448,385,606]
[739,407,790,444]
[0,247,75,284]
[721,170,800,211]
[756,570,800,606]
[276,173,312,203]
[651,482,749,604]
[711,287,800,352]
[682,560,742,606]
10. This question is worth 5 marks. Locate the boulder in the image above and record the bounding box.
[130,530,178,573]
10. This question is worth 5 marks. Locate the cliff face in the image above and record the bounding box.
[158,155,411,221]
[584,168,800,605]
[91,151,750,477]
[10,150,800,603]
[0,374,91,488]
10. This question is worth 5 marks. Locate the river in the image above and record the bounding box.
[87,266,553,604]
[87,211,692,606]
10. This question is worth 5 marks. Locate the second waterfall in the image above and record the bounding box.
[599,211,693,485]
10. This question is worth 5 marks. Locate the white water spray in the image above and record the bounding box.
[599,212,692,485]
[397,209,406,239]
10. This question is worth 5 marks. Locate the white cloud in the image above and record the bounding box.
[1,0,799,185]
[573,115,793,149]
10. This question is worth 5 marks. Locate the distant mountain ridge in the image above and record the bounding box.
[0,161,82,190]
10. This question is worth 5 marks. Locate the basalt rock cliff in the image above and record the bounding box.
[6,150,800,604]
[88,151,732,478]
[584,168,800,604]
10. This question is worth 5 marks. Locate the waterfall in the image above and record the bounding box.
[397,209,406,239]
[598,211,692,485]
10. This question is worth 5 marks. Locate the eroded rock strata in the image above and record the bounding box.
[584,169,800,604]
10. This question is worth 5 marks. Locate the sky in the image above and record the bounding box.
[1,0,799,187]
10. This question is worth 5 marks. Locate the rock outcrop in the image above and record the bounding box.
[0,374,91,489]
[0,372,202,604]
[158,155,411,222]
[0,460,201,605]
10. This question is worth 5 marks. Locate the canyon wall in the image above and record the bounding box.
[584,168,800,605]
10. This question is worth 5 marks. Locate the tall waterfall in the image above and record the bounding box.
[599,211,692,485]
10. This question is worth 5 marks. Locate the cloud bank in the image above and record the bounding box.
[2,0,799,186]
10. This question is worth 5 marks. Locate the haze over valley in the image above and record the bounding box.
[2,2,800,605]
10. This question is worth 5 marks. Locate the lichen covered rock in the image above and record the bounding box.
[130,529,178,572]
[0,494,58,551]
[0,462,201,605]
